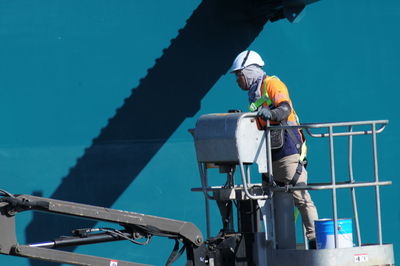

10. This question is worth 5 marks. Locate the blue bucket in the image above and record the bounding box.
[315,218,353,249]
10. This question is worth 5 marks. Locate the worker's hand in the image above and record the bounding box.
[257,108,272,120]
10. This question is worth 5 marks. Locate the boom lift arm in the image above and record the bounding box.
[0,191,204,266]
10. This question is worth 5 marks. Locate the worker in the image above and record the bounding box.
[230,50,318,248]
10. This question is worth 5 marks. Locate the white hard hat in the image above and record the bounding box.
[229,50,265,73]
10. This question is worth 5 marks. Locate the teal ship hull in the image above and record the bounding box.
[0,0,399,265]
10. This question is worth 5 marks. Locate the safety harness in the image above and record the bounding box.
[249,76,307,186]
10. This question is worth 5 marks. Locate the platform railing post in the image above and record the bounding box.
[265,120,274,185]
[265,120,276,248]
[328,126,339,248]
[198,162,211,239]
[348,125,362,246]
[302,225,308,250]
[372,122,383,245]
[246,164,251,185]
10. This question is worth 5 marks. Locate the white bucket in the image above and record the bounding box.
[315,218,353,249]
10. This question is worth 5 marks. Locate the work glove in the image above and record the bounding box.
[257,108,272,120]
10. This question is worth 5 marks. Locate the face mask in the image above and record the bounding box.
[235,72,249,90]
[241,65,265,103]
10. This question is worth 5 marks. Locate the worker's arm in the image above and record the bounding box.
[257,101,291,122]
[270,101,291,122]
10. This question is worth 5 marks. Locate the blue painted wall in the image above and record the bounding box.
[0,0,399,265]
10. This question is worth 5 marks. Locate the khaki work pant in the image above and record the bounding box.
[272,153,319,240]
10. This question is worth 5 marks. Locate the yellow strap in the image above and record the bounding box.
[262,75,280,105]
[300,141,307,162]
[294,208,300,222]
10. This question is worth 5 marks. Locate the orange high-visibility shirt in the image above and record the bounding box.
[262,76,298,126]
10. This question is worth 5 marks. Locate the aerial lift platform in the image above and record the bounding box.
[0,112,394,265]
[190,112,394,265]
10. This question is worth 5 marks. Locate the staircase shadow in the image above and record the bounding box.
[25,0,271,265]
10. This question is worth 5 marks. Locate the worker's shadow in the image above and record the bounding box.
[25,0,274,265]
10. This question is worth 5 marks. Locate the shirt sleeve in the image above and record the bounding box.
[266,78,290,107]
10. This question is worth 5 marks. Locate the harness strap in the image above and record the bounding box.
[289,161,303,186]
[249,95,269,112]
[274,161,303,187]
[281,120,307,166]
[248,76,276,112]
[250,76,307,186]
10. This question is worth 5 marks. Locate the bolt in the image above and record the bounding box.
[196,236,202,245]
[7,210,16,216]
[133,232,142,239]
[14,246,21,254]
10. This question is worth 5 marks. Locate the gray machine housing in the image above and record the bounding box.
[194,112,268,173]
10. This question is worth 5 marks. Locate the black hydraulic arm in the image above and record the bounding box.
[0,191,204,266]
[2,194,203,246]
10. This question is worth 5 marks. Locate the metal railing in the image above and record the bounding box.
[298,120,389,247]
[193,117,391,248]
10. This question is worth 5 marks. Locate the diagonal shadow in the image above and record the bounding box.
[25,0,274,264]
